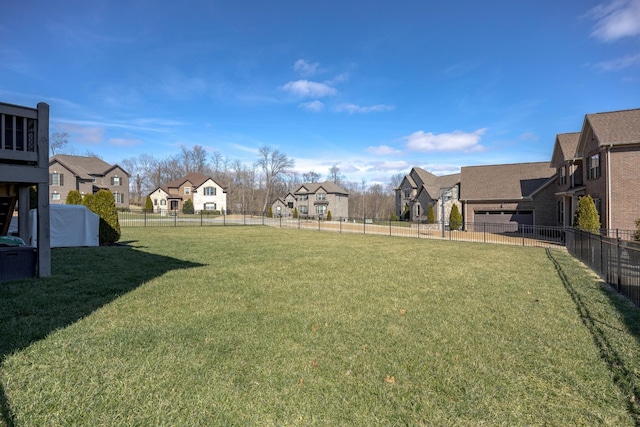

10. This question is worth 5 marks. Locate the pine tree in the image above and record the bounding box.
[182,198,194,214]
[449,204,463,231]
[403,204,410,220]
[327,210,332,221]
[574,195,600,234]
[66,190,83,205]
[267,206,273,218]
[293,207,298,219]
[427,204,435,224]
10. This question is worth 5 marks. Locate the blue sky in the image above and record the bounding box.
[1,0,639,186]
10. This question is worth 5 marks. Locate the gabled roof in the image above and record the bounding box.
[408,167,460,200]
[411,167,437,188]
[550,132,581,168]
[577,108,640,155]
[164,172,212,189]
[50,154,129,179]
[293,181,348,195]
[460,162,555,201]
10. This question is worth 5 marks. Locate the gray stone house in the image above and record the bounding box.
[49,155,130,208]
[272,181,349,219]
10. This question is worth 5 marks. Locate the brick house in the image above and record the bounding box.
[148,172,227,214]
[49,154,130,208]
[574,108,640,231]
[460,162,557,227]
[397,108,639,231]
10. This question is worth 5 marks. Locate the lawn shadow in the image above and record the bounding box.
[0,242,204,427]
[546,249,640,424]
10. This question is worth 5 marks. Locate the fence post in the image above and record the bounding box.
[483,222,486,244]
[280,215,282,228]
[200,210,203,226]
[174,212,177,227]
[616,237,622,292]
[340,218,342,233]
[389,218,392,237]
[144,210,147,227]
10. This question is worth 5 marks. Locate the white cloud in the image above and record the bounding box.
[589,0,640,41]
[366,145,403,156]
[593,53,640,70]
[404,128,487,153]
[56,123,104,145]
[299,100,325,112]
[281,80,337,98]
[294,59,319,76]
[109,137,141,147]
[336,103,395,114]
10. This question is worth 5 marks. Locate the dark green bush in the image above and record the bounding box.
[182,199,194,214]
[449,204,462,231]
[145,195,153,212]
[84,190,121,245]
[293,207,298,219]
[327,210,332,221]
[427,204,435,224]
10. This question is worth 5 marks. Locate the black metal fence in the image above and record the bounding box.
[565,228,640,307]
[117,211,565,248]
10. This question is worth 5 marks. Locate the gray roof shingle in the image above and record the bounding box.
[460,162,555,201]
[586,108,640,146]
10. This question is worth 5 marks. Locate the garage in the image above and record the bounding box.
[474,210,533,229]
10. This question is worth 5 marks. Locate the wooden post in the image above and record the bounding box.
[36,102,51,277]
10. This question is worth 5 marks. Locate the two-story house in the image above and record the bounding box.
[49,155,130,208]
[395,167,460,223]
[574,108,640,231]
[272,182,349,219]
[550,133,583,227]
[148,172,227,214]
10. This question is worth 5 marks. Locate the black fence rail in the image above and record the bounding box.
[566,228,640,307]
[118,211,565,248]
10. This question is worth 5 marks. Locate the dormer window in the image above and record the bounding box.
[185,186,191,195]
[588,154,601,179]
[316,193,326,201]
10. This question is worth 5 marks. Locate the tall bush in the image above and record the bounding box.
[66,190,82,205]
[574,195,600,233]
[327,210,332,221]
[293,207,298,219]
[183,198,194,214]
[449,204,462,231]
[403,204,410,220]
[145,195,153,212]
[267,206,273,218]
[85,190,121,245]
[427,204,435,224]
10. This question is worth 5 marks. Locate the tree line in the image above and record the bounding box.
[118,145,400,219]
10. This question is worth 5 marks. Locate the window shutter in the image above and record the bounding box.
[60,174,64,186]
[49,173,53,185]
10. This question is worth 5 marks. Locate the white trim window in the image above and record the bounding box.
[204,187,216,196]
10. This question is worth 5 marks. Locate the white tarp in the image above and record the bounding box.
[10,205,99,247]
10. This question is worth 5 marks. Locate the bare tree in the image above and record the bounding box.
[327,164,346,186]
[303,170,321,183]
[122,153,157,205]
[179,145,209,175]
[50,132,69,156]
[256,146,295,213]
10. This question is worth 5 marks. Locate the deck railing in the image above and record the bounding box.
[0,102,39,163]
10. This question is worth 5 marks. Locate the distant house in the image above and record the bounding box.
[460,162,557,227]
[395,167,460,223]
[148,172,227,214]
[397,107,640,232]
[49,154,130,208]
[272,182,349,219]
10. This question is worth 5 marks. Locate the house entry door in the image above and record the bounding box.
[170,200,179,211]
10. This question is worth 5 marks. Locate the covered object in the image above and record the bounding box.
[11,205,99,247]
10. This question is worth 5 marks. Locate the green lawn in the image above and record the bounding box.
[1,227,639,426]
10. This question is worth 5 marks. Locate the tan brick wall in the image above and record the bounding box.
[610,145,640,231]
[48,163,76,204]
[583,138,608,227]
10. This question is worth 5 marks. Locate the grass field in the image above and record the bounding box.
[1,227,640,426]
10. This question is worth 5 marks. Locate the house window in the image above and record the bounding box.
[593,198,602,219]
[112,176,121,186]
[204,203,217,211]
[558,166,566,186]
[316,205,327,215]
[557,200,564,225]
[114,192,123,204]
[160,200,167,206]
[184,187,191,195]
[154,199,158,206]
[300,206,308,214]
[52,192,60,200]
[50,173,63,186]
[316,193,326,201]
[299,194,308,201]
[588,154,601,179]
[404,190,411,198]
[287,202,294,208]
[276,206,282,215]
[204,187,216,196]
